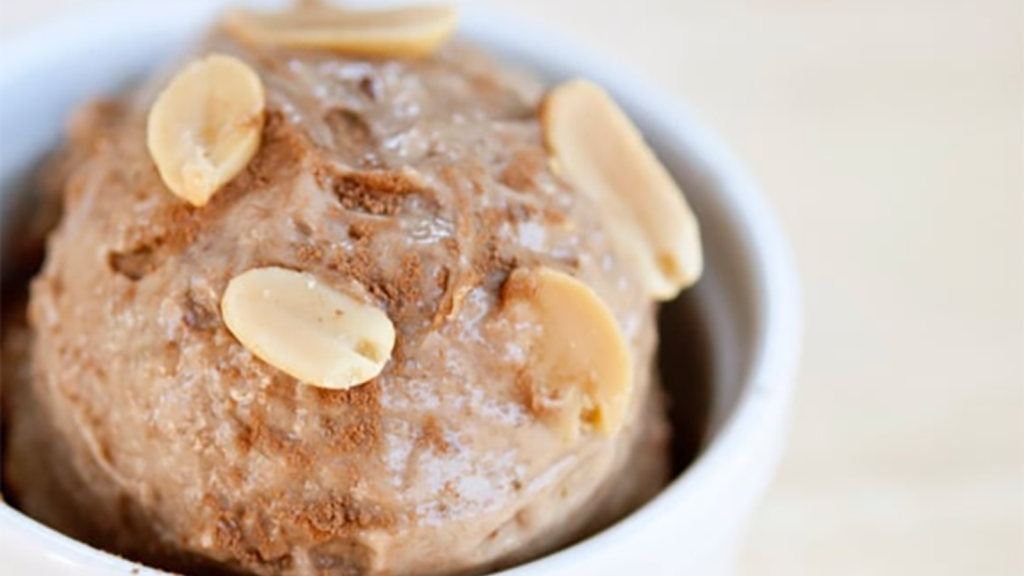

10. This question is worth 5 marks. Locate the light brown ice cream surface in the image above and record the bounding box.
[2,8,679,576]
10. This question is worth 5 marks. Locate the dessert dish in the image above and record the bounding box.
[1,3,704,576]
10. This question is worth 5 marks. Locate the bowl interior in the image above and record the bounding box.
[0,1,784,574]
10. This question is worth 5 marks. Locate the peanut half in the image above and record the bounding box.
[147,54,266,207]
[542,79,703,300]
[505,267,633,439]
[223,4,458,57]
[221,267,396,390]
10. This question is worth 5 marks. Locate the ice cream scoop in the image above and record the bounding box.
[3,4,704,576]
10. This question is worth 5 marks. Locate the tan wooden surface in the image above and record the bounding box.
[2,1,1022,574]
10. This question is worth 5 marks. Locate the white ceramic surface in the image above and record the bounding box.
[0,1,801,575]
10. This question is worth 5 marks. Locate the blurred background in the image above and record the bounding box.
[2,0,1021,575]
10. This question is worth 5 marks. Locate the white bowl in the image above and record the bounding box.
[0,1,801,575]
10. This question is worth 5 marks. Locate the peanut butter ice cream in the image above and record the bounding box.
[2,4,702,576]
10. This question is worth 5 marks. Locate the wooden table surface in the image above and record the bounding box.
[2,1,1022,575]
